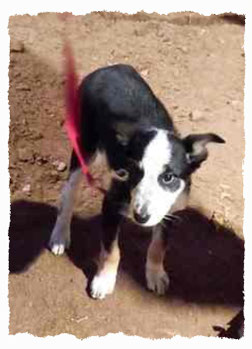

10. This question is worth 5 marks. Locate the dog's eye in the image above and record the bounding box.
[161,172,174,184]
[115,169,129,181]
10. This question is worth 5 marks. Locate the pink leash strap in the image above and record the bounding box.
[63,41,105,193]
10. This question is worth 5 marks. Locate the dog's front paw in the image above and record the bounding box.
[146,267,170,295]
[48,227,71,256]
[90,271,117,300]
[49,241,67,256]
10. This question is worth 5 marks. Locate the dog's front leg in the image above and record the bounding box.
[90,179,130,299]
[49,167,82,255]
[145,224,170,295]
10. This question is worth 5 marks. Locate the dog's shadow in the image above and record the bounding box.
[9,200,244,306]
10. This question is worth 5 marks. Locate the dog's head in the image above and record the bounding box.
[115,129,225,227]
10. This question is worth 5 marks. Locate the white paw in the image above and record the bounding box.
[50,242,66,255]
[49,227,70,255]
[146,268,170,295]
[90,271,117,299]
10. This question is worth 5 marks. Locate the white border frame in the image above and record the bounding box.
[1,1,251,347]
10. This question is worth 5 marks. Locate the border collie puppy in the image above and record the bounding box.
[49,64,225,299]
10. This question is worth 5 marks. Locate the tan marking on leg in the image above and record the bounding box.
[146,236,166,270]
[97,239,120,275]
[146,227,169,295]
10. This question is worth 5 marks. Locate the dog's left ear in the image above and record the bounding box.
[183,133,225,170]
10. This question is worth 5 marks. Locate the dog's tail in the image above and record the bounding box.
[63,41,94,184]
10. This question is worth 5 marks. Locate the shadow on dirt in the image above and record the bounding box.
[9,200,244,306]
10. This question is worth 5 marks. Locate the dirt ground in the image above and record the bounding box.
[8,12,244,339]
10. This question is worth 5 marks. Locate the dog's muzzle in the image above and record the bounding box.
[133,205,150,224]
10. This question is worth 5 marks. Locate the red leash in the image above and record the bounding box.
[63,41,105,194]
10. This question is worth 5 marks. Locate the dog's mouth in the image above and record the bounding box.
[132,209,166,227]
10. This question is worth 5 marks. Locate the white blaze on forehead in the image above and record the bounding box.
[141,129,171,175]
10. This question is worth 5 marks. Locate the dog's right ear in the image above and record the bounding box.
[183,133,225,171]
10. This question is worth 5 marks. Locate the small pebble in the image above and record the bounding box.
[57,162,67,172]
[189,110,205,121]
[53,160,67,172]
[22,184,31,194]
[140,69,149,77]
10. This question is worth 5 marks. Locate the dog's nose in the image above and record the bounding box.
[133,210,150,224]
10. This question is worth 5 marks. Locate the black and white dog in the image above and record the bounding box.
[49,64,225,299]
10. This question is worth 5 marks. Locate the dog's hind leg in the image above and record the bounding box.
[90,179,131,299]
[49,152,84,255]
[145,224,170,295]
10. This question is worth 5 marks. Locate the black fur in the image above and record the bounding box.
[77,64,174,170]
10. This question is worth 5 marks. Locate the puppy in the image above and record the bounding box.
[49,64,225,299]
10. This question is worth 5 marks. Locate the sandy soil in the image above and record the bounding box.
[8,12,244,338]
